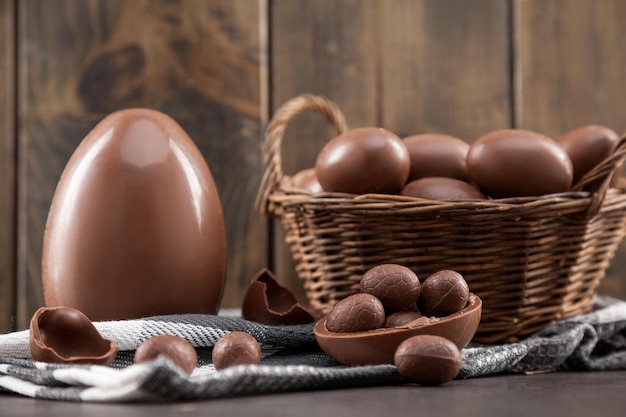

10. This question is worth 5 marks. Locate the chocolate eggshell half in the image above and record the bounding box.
[29,306,118,365]
[314,294,481,366]
[42,108,227,321]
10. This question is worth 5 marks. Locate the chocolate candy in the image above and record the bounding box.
[360,264,420,311]
[385,310,424,327]
[42,108,228,321]
[400,177,486,201]
[325,293,385,333]
[419,270,469,317]
[315,127,410,194]
[403,133,470,182]
[134,335,198,375]
[29,306,118,365]
[394,334,462,385]
[212,332,262,370]
[314,294,482,366]
[557,124,620,184]
[290,168,324,193]
[467,129,573,198]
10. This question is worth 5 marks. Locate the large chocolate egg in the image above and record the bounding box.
[400,177,486,200]
[315,127,410,194]
[557,124,619,184]
[467,129,573,198]
[42,109,228,321]
[403,133,470,182]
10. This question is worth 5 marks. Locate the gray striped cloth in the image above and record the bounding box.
[1,296,625,402]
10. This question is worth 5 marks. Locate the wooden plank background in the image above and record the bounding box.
[0,0,625,331]
[0,0,16,333]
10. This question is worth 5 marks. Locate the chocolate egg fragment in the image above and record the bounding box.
[29,306,118,365]
[394,334,462,386]
[241,268,320,325]
[400,177,486,200]
[134,335,198,376]
[315,127,410,194]
[467,129,573,198]
[557,124,620,185]
[360,264,421,311]
[42,109,228,321]
[404,133,470,182]
[212,332,262,370]
[326,293,385,333]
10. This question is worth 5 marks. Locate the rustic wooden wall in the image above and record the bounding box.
[0,0,16,333]
[0,0,625,331]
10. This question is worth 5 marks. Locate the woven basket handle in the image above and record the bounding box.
[255,94,348,215]
[571,132,626,216]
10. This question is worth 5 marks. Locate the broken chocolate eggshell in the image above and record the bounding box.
[29,306,118,365]
[242,268,321,325]
[314,293,481,366]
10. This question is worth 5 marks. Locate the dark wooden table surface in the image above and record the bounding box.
[1,370,625,417]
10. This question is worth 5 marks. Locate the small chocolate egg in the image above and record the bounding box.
[315,127,410,194]
[400,177,486,200]
[385,310,424,327]
[29,306,118,365]
[325,293,386,333]
[403,133,470,182]
[212,332,262,370]
[467,129,573,198]
[557,125,620,184]
[418,270,469,317]
[360,264,421,311]
[42,109,228,321]
[394,334,461,386]
[134,335,198,375]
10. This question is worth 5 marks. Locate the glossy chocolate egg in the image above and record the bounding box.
[289,168,324,193]
[400,177,486,200]
[403,133,470,182]
[557,125,619,184]
[134,335,198,375]
[467,129,573,198]
[42,108,228,321]
[315,127,410,194]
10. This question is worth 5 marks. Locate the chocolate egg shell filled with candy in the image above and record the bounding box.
[42,109,228,321]
[29,306,118,365]
[314,294,481,366]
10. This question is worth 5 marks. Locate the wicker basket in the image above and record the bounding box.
[256,94,626,344]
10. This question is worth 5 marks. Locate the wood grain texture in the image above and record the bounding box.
[0,0,16,333]
[516,0,626,299]
[16,0,266,329]
[269,0,511,304]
